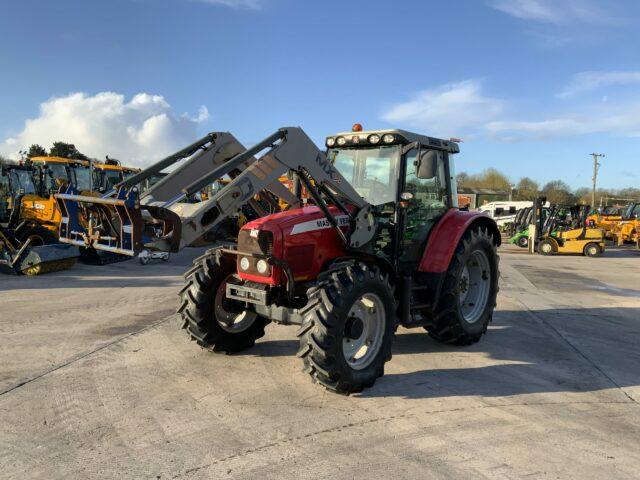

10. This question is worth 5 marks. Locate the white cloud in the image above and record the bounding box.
[383,77,640,142]
[0,92,209,168]
[486,103,640,139]
[557,71,640,98]
[192,0,263,9]
[381,80,504,139]
[489,0,615,24]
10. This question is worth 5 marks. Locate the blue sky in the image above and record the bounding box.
[1,0,639,189]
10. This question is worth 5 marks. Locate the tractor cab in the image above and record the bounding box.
[92,157,141,193]
[325,126,459,268]
[622,203,640,220]
[0,162,38,225]
[29,156,90,194]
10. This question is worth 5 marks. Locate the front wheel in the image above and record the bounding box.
[584,243,602,257]
[537,239,556,255]
[425,225,499,346]
[179,248,269,353]
[297,263,396,394]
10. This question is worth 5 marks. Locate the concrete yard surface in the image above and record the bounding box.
[1,245,640,479]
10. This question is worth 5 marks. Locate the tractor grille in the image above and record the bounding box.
[238,229,273,256]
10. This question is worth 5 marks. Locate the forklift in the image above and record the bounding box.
[531,198,605,257]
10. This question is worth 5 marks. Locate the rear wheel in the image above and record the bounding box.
[425,226,499,346]
[179,248,269,353]
[584,242,601,257]
[297,263,396,394]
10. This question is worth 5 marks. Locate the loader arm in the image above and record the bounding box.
[55,127,374,255]
[55,131,300,255]
[148,127,375,251]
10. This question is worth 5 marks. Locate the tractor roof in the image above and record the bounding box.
[29,156,89,166]
[326,128,460,153]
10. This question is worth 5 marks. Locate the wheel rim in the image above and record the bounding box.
[215,274,255,333]
[342,293,385,370]
[458,250,491,324]
[541,242,553,254]
[588,245,598,255]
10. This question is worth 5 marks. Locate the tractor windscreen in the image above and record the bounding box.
[45,164,72,191]
[73,167,92,192]
[9,170,37,194]
[327,146,400,206]
[104,170,123,189]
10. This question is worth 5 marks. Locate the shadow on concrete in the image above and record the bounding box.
[0,247,209,291]
[246,306,640,399]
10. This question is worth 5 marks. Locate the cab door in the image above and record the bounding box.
[399,147,450,265]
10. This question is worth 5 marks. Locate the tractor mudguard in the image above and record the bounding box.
[418,209,500,274]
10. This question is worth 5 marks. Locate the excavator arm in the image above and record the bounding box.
[55,127,374,255]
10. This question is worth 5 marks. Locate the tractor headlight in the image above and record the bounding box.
[326,137,336,147]
[336,136,346,146]
[239,257,250,271]
[382,134,395,144]
[368,134,381,144]
[256,259,269,274]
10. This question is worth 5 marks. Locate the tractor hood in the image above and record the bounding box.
[238,205,352,284]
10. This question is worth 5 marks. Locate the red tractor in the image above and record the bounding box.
[178,126,500,393]
[56,125,500,393]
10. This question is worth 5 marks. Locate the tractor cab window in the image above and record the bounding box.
[328,146,400,206]
[44,164,72,192]
[104,170,123,190]
[400,148,449,263]
[73,166,92,192]
[9,169,36,195]
[625,204,640,219]
[0,173,10,222]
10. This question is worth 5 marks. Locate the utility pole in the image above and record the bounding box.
[590,153,605,208]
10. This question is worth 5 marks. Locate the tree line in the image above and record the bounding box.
[21,142,89,161]
[457,168,640,206]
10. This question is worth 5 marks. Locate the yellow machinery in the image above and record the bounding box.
[92,157,141,193]
[538,226,606,257]
[16,156,91,242]
[612,203,640,246]
[1,161,79,274]
[586,206,623,240]
[533,201,606,257]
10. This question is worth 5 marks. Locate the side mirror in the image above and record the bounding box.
[416,150,439,179]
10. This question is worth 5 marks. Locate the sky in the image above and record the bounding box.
[1,0,639,190]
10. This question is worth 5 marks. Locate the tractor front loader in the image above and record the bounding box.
[55,131,299,256]
[57,125,501,394]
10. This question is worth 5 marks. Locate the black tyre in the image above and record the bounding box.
[516,235,528,248]
[426,226,499,346]
[179,248,269,353]
[584,242,601,257]
[537,239,556,256]
[296,263,396,394]
[16,225,57,246]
